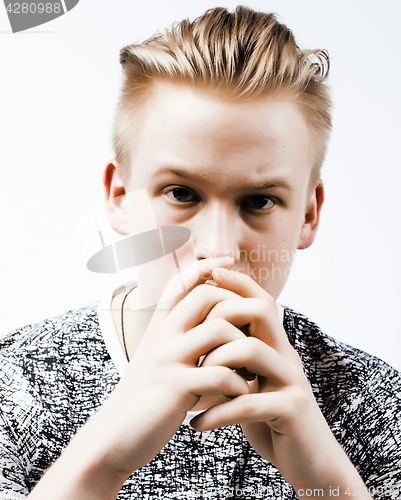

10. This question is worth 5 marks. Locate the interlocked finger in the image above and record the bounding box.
[191,391,288,430]
[205,297,290,354]
[146,257,235,330]
[171,318,247,364]
[162,284,242,335]
[200,336,293,385]
[183,365,250,399]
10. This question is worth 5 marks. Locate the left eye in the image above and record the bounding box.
[166,187,197,202]
[243,195,275,210]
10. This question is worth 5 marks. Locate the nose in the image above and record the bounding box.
[194,202,241,261]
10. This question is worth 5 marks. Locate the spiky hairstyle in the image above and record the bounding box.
[113,6,331,186]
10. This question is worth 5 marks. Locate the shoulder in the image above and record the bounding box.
[0,302,115,426]
[282,305,401,421]
[0,303,118,489]
[283,306,401,484]
[283,305,401,383]
[0,302,112,376]
[0,302,101,355]
[0,302,107,410]
[0,302,114,403]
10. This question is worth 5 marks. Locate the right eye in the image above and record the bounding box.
[165,187,198,203]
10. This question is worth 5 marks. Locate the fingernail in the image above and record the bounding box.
[217,256,235,264]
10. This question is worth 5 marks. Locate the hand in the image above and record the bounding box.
[29,257,252,500]
[190,267,370,498]
[103,264,251,476]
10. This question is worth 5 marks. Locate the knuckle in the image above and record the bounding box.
[217,366,233,388]
[239,395,254,416]
[246,298,273,321]
[193,283,212,297]
[244,336,264,354]
[210,317,229,332]
[261,295,276,313]
[206,301,228,322]
[253,298,266,312]
[199,260,214,278]
[287,387,311,414]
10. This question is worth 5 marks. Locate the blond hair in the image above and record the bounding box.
[113,6,331,186]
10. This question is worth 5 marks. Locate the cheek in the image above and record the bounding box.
[149,197,193,227]
[265,210,306,252]
[240,239,296,273]
[240,223,299,262]
[249,250,295,299]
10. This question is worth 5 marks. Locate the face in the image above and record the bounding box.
[108,83,323,300]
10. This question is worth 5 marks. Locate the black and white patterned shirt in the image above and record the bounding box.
[0,302,400,499]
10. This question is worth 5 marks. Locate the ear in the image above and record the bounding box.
[297,180,325,250]
[103,160,130,235]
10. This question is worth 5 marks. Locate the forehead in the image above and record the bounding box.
[128,83,314,188]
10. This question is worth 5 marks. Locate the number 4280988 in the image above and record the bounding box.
[6,3,62,14]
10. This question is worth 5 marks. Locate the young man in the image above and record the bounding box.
[1,6,400,500]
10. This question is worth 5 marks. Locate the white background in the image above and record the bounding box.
[1,0,400,370]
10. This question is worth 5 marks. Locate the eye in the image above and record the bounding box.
[242,195,275,210]
[165,187,198,203]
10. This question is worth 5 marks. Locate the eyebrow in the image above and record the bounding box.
[152,167,294,191]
